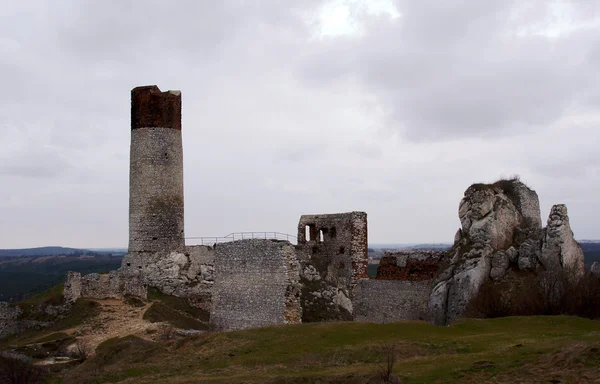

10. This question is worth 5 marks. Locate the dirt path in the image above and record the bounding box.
[66,299,160,354]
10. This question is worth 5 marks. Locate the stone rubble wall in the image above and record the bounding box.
[296,212,368,321]
[64,271,122,301]
[63,271,82,303]
[120,245,214,308]
[0,302,23,339]
[376,250,446,281]
[210,239,302,331]
[354,279,432,323]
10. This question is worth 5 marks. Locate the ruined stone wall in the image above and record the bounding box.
[210,239,301,331]
[120,245,214,308]
[129,86,184,254]
[296,212,368,321]
[297,212,368,296]
[354,279,432,323]
[64,271,121,301]
[376,250,446,281]
[0,302,23,339]
[63,271,82,303]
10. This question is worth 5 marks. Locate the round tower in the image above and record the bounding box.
[129,85,184,254]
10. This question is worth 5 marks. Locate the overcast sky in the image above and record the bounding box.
[1,0,599,248]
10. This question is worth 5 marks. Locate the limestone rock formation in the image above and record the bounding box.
[120,245,214,309]
[591,262,600,276]
[429,179,583,325]
[540,205,584,276]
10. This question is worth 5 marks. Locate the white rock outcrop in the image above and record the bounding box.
[540,205,585,276]
[429,179,584,325]
[591,262,600,277]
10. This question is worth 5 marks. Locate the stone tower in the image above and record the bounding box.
[128,85,185,254]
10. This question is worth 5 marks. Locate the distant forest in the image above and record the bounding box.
[0,250,124,302]
[0,246,125,257]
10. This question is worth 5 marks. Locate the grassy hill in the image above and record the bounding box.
[37,315,600,383]
[1,283,599,383]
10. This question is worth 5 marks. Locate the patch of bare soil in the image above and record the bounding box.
[65,299,164,355]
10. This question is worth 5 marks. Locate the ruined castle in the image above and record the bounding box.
[59,85,586,332]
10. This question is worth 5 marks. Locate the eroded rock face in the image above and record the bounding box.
[458,186,521,250]
[540,205,585,276]
[0,302,23,339]
[429,179,583,325]
[120,245,214,308]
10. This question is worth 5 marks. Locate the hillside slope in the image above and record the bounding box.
[59,316,600,384]
[2,285,599,384]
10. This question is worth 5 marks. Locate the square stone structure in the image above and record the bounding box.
[297,211,368,300]
[210,239,301,331]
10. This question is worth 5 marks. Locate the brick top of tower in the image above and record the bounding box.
[131,85,181,130]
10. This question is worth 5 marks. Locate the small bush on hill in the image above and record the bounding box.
[0,354,48,384]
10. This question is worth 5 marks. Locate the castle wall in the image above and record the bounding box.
[376,250,446,281]
[129,86,184,254]
[295,211,368,321]
[64,271,122,301]
[210,239,301,331]
[297,212,368,296]
[354,279,432,323]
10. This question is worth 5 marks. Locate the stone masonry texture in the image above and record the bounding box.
[354,279,432,323]
[296,212,368,321]
[297,211,368,299]
[210,239,302,331]
[129,85,184,254]
[376,250,446,281]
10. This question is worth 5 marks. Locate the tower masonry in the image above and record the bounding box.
[129,85,185,254]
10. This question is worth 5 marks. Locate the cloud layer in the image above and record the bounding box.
[1,0,598,248]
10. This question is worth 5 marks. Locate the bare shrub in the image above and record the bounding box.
[374,344,402,384]
[0,354,48,384]
[159,326,177,341]
[74,338,92,361]
[467,269,600,319]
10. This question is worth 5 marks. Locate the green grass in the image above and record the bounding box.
[57,316,600,384]
[147,288,209,322]
[143,303,207,330]
[32,332,71,344]
[16,284,65,322]
[141,288,209,330]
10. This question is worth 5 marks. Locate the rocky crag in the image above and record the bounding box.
[429,179,584,325]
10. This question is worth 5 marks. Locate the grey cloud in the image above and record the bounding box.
[0,0,598,247]
[0,148,74,179]
[295,0,600,141]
